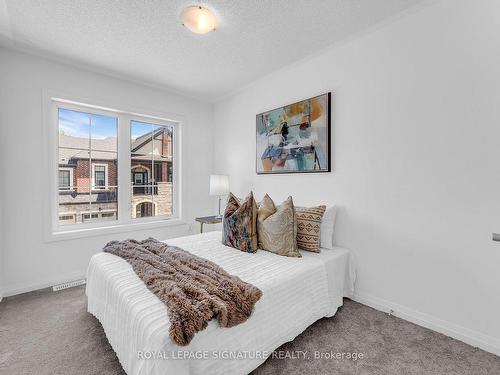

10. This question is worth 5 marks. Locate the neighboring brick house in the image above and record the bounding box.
[58,127,173,225]
[130,127,173,218]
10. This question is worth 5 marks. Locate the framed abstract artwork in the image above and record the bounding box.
[256,92,331,174]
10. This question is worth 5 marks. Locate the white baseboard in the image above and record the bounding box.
[2,272,86,298]
[352,291,500,357]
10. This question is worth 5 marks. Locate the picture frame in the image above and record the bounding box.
[256,92,331,174]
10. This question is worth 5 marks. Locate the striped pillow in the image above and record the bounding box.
[295,205,326,252]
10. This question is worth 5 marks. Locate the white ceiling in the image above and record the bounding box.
[0,0,428,101]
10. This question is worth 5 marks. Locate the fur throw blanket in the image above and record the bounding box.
[103,238,262,346]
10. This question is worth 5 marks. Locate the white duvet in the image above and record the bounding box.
[86,231,356,375]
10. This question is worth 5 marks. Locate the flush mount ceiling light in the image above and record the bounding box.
[180,5,217,34]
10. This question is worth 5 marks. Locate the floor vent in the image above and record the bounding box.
[52,279,86,291]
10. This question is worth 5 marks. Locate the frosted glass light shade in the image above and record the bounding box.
[181,6,217,34]
[209,175,229,196]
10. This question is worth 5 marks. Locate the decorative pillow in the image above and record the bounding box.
[222,192,258,253]
[257,194,300,257]
[295,205,326,252]
[320,206,337,249]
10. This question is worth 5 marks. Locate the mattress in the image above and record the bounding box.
[86,231,356,375]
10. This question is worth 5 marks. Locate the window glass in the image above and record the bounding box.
[131,121,174,218]
[58,108,118,226]
[94,165,106,188]
[59,170,71,189]
[54,102,177,231]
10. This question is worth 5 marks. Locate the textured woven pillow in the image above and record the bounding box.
[295,205,326,252]
[257,194,300,257]
[222,192,258,253]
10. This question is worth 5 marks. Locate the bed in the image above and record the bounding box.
[86,231,356,375]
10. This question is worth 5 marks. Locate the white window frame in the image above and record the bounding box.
[44,92,183,241]
[58,167,74,191]
[91,163,109,190]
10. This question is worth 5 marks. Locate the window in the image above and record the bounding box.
[59,213,76,225]
[58,168,73,190]
[58,107,118,226]
[134,172,144,185]
[82,211,116,222]
[131,120,174,219]
[136,201,154,218]
[82,213,99,222]
[52,99,178,233]
[92,164,108,189]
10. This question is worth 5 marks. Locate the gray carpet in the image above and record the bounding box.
[0,286,498,375]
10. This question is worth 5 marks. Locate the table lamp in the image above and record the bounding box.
[209,175,229,218]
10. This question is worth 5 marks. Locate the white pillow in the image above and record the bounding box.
[320,206,337,249]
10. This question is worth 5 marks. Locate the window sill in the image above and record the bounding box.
[45,218,187,243]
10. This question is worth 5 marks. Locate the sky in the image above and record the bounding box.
[58,108,117,140]
[131,120,156,140]
[59,108,174,141]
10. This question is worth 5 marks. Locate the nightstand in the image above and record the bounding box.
[195,215,222,233]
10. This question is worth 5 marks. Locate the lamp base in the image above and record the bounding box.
[217,196,223,218]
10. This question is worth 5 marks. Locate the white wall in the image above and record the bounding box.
[214,0,500,354]
[0,67,6,299]
[0,182,3,299]
[0,48,215,296]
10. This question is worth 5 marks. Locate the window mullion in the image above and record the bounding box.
[117,113,132,224]
[89,114,93,223]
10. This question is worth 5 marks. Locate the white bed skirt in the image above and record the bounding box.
[86,231,356,375]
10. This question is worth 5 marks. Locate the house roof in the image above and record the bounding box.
[130,127,172,152]
[59,134,117,163]
[59,132,172,164]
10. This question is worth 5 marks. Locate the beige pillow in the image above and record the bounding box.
[295,205,326,252]
[257,194,300,257]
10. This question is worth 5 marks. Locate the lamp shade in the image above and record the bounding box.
[209,175,229,196]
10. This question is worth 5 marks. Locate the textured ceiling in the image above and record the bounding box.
[0,0,427,101]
